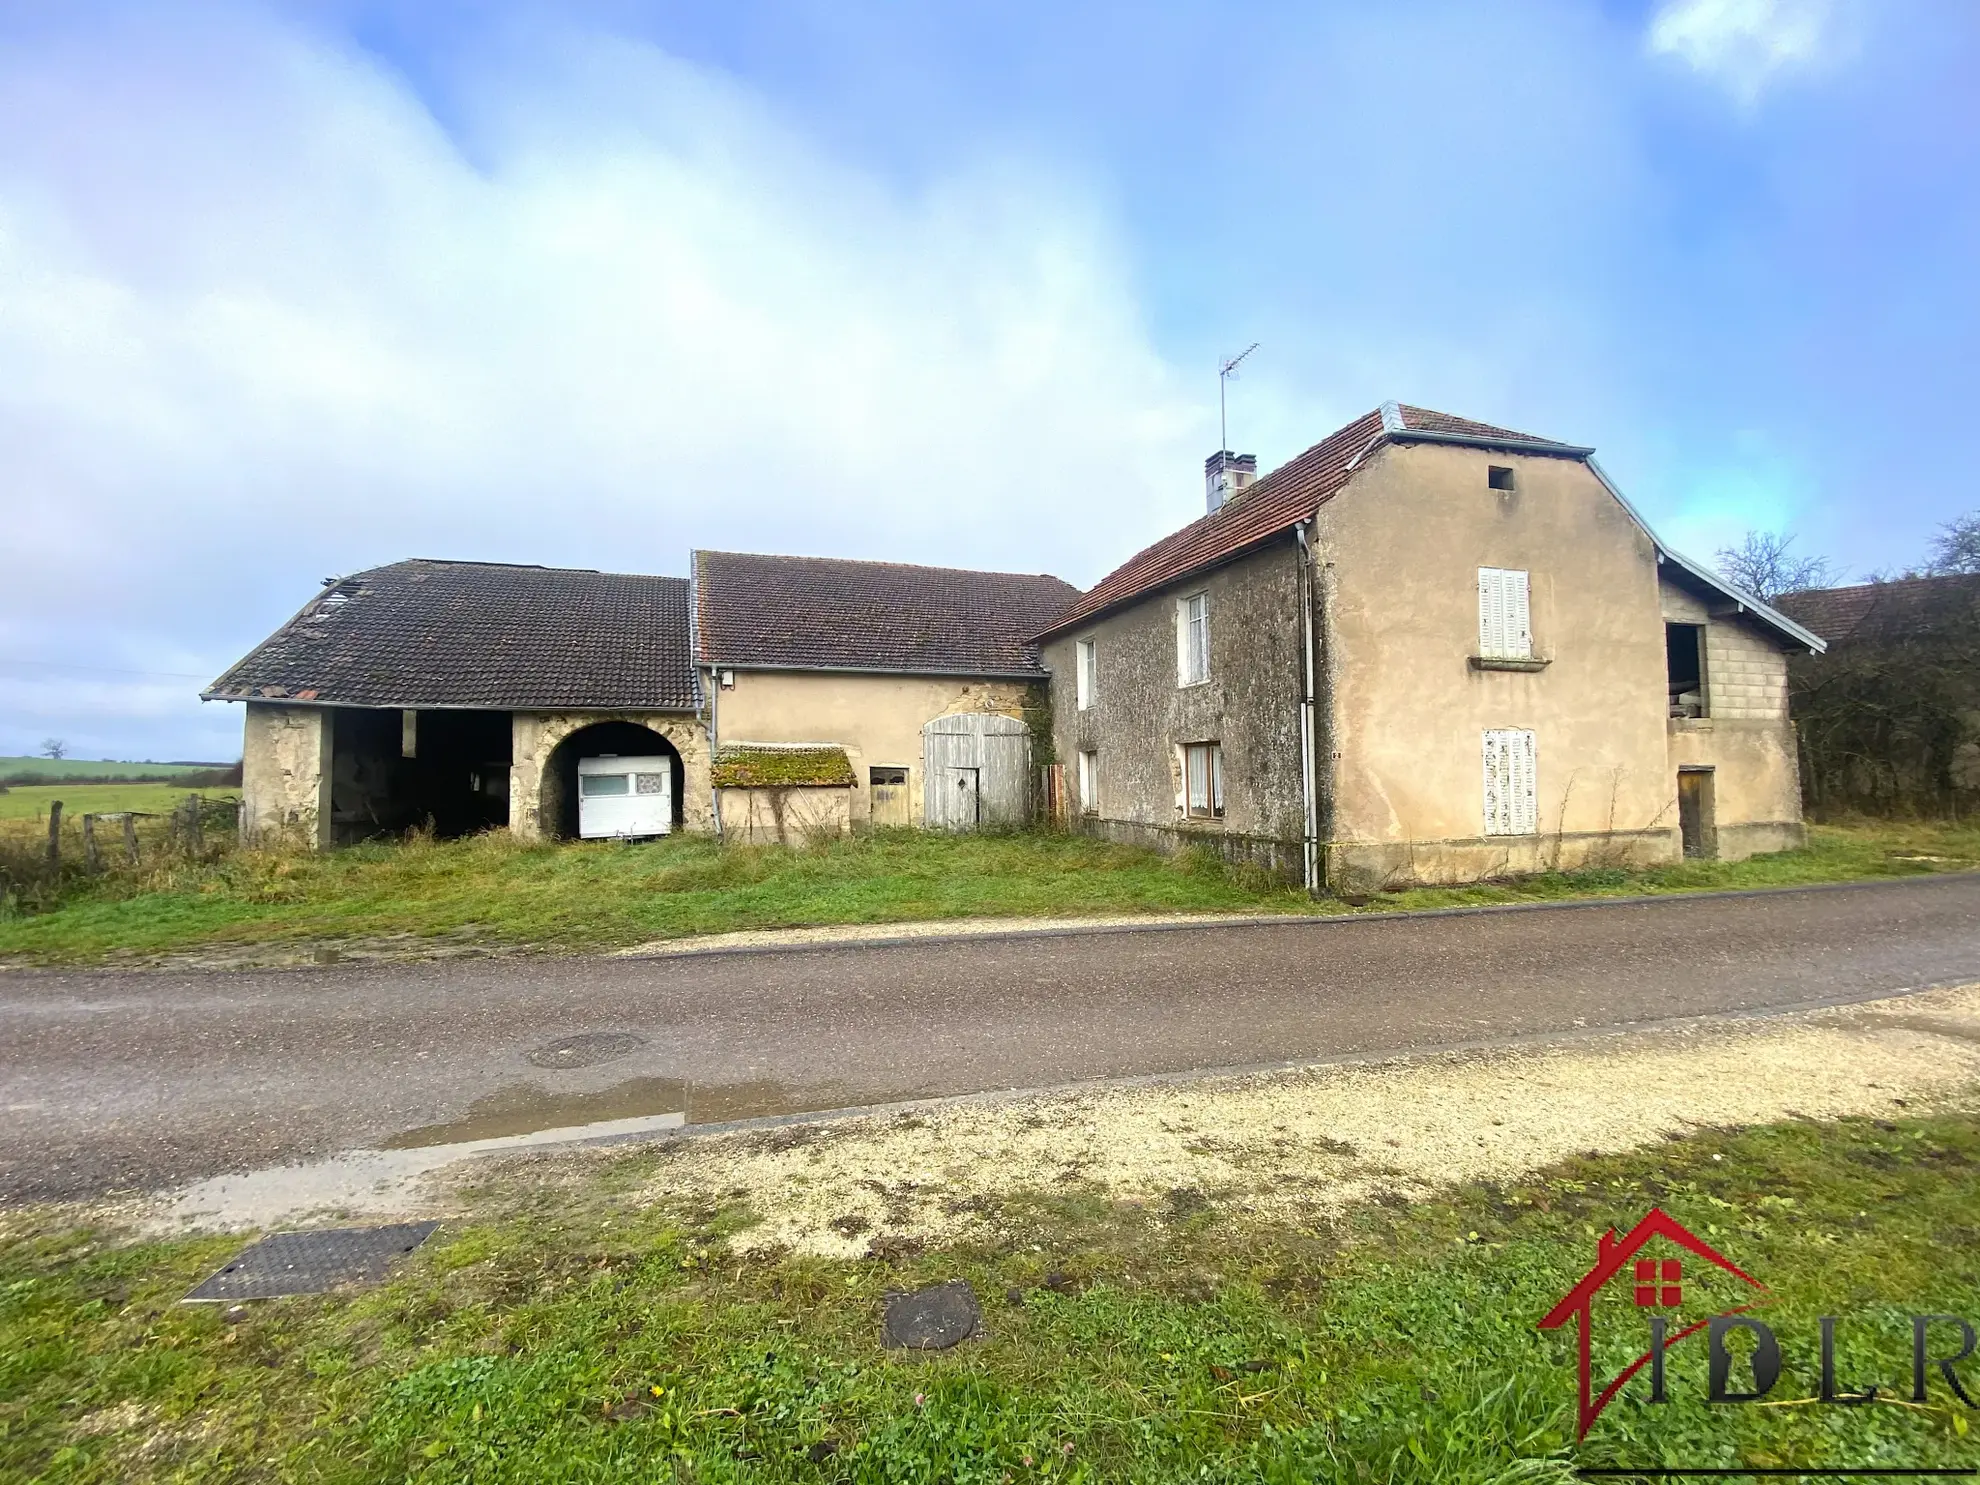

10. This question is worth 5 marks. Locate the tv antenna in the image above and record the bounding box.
[1218,343,1259,454]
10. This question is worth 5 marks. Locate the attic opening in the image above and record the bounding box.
[1488,465,1517,492]
[1665,623,1706,719]
[543,721,684,841]
[329,707,512,846]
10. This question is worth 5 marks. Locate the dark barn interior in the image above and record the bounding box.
[328,707,513,845]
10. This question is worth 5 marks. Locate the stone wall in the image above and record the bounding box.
[510,711,713,841]
[1042,537,1308,847]
[716,786,852,845]
[710,670,1041,828]
[239,702,332,850]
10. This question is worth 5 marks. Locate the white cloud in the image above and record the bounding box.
[1645,0,1852,104]
[0,9,1200,758]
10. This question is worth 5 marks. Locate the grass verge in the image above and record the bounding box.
[0,818,1974,967]
[6,1110,1980,1480]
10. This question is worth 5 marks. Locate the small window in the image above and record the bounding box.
[633,772,668,795]
[1482,729,1537,836]
[870,766,908,787]
[1477,568,1533,659]
[581,773,630,797]
[1184,742,1224,819]
[1178,591,1209,686]
[1666,623,1706,719]
[1488,465,1516,492]
[1078,749,1099,815]
[1076,638,1097,710]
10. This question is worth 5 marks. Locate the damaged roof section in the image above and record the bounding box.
[204,559,699,711]
[711,745,857,789]
[695,550,1079,678]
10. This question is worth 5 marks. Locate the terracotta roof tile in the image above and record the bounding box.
[696,550,1078,676]
[1039,404,1580,636]
[1774,574,1980,645]
[206,559,697,710]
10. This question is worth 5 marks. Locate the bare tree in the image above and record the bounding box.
[1714,530,1836,602]
[39,738,67,761]
[1926,511,1980,576]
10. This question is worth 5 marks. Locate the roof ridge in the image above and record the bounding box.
[697,549,1075,587]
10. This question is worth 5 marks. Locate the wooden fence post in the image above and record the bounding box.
[186,794,204,854]
[83,814,101,874]
[123,813,140,867]
[47,800,62,866]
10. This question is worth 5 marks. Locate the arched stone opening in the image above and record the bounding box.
[542,720,684,841]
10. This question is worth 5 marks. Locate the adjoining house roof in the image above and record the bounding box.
[711,744,857,789]
[1038,403,1586,638]
[1037,400,1826,655]
[695,550,1079,678]
[1773,573,1980,646]
[204,559,699,711]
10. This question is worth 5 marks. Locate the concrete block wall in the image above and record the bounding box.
[1704,619,1790,721]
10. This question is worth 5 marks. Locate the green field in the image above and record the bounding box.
[6,1110,1979,1481]
[0,816,1974,966]
[0,781,239,822]
[0,756,229,783]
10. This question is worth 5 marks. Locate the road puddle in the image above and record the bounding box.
[384,1078,689,1148]
[152,1073,905,1231]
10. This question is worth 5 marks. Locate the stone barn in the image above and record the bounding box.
[205,559,710,848]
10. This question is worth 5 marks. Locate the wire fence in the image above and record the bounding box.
[0,793,239,915]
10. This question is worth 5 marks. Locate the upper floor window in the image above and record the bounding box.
[1488,465,1517,492]
[1184,741,1224,819]
[1177,591,1210,686]
[1666,623,1706,718]
[1477,567,1532,659]
[1076,638,1096,710]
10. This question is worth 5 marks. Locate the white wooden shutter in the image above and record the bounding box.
[1483,728,1538,835]
[1076,640,1095,709]
[1477,568,1532,658]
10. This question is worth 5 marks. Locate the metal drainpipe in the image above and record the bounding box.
[1294,521,1321,895]
[704,666,724,842]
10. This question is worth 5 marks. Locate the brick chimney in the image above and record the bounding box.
[1205,450,1258,513]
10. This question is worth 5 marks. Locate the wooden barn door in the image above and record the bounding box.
[923,713,1031,829]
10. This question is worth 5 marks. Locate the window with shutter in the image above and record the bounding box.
[1076,639,1096,710]
[1078,749,1099,814]
[1482,728,1538,836]
[1477,568,1532,659]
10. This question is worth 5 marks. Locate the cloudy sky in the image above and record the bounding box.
[3,0,1976,761]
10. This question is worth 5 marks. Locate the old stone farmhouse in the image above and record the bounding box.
[208,552,1075,848]
[208,400,1830,885]
[694,551,1076,834]
[205,560,709,849]
[1034,402,1825,891]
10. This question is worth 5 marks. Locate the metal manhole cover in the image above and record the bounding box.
[882,1279,982,1350]
[526,1031,647,1069]
[182,1221,440,1302]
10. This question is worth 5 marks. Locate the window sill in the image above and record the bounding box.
[1469,655,1549,673]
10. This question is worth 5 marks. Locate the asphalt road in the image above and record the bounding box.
[4,874,1979,1204]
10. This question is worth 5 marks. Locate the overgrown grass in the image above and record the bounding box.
[0,818,1974,967]
[7,1111,1980,1481]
